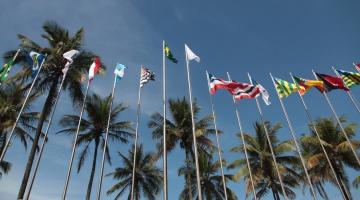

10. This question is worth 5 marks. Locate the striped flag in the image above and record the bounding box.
[140,66,155,88]
[292,75,324,95]
[232,82,260,101]
[336,69,360,88]
[355,63,360,72]
[315,73,349,92]
[88,57,101,81]
[208,73,243,95]
[275,78,304,98]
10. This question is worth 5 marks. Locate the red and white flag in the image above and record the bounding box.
[208,73,242,95]
[233,82,260,101]
[89,57,101,81]
[355,63,360,72]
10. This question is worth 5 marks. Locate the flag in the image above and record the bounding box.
[185,44,200,62]
[88,57,101,81]
[336,69,360,88]
[140,66,155,88]
[164,43,177,63]
[274,78,304,98]
[355,63,360,72]
[315,73,349,92]
[253,80,271,105]
[292,75,324,95]
[0,60,14,84]
[208,73,243,95]
[62,50,79,74]
[114,63,126,82]
[26,51,46,77]
[232,82,260,101]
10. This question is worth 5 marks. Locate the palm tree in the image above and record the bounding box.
[57,93,133,199]
[0,81,39,178]
[179,152,237,200]
[228,121,301,200]
[300,116,359,200]
[148,97,216,199]
[107,144,162,200]
[3,21,104,198]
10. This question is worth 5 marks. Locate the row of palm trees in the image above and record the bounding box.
[0,21,359,199]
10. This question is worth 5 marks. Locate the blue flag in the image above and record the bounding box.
[114,63,126,82]
[26,51,45,77]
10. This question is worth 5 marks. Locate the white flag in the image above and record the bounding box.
[185,44,200,62]
[62,50,79,74]
[258,84,271,105]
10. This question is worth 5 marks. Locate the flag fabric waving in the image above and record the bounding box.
[88,57,101,81]
[26,51,46,77]
[164,43,177,63]
[275,78,304,98]
[185,44,200,62]
[62,49,79,74]
[232,82,260,101]
[292,75,324,95]
[114,63,126,82]
[140,66,155,88]
[0,60,14,84]
[208,73,243,95]
[336,69,360,88]
[253,80,271,105]
[315,73,349,92]
[355,63,360,72]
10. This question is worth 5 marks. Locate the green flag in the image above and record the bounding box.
[274,78,304,98]
[164,43,178,63]
[0,60,14,84]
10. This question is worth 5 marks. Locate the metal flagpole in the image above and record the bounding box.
[205,70,228,200]
[270,73,317,200]
[61,79,91,200]
[226,72,257,200]
[353,63,360,73]
[130,67,143,200]
[289,73,348,200]
[162,40,168,200]
[25,67,69,200]
[185,47,203,200]
[247,73,288,200]
[95,75,117,200]
[312,70,360,167]
[0,50,44,163]
[331,66,360,113]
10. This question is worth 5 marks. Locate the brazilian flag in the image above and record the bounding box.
[164,43,178,63]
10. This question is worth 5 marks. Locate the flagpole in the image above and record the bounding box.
[162,40,168,200]
[205,70,228,200]
[184,46,203,200]
[312,70,360,167]
[226,72,257,200]
[130,67,143,200]
[95,75,117,200]
[25,67,68,200]
[289,73,348,200]
[270,73,317,200]
[0,50,44,163]
[247,73,289,200]
[61,79,91,200]
[331,66,360,113]
[353,63,360,73]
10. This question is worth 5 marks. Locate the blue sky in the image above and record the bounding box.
[0,0,359,199]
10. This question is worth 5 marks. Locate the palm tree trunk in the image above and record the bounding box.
[86,140,99,200]
[332,160,351,200]
[185,151,193,200]
[17,79,59,199]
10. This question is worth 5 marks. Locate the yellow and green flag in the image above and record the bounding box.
[275,78,304,98]
[164,43,177,63]
[336,69,360,88]
[0,60,15,84]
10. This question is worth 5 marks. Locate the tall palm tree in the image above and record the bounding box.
[107,144,162,200]
[228,121,301,200]
[3,20,104,198]
[0,81,39,178]
[179,152,237,200]
[300,116,359,200]
[148,97,216,199]
[57,93,133,199]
